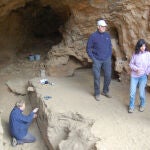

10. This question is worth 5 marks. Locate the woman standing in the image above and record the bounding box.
[129,39,150,113]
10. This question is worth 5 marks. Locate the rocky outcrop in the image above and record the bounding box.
[45,0,150,79]
[0,0,150,79]
[28,77,100,150]
[6,78,28,95]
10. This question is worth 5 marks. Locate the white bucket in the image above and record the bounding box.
[29,55,35,61]
[35,54,40,61]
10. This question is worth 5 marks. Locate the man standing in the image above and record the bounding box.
[86,19,112,101]
[9,100,39,146]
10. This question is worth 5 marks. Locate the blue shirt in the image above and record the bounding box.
[86,31,112,61]
[9,107,34,140]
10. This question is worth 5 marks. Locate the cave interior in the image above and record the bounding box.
[0,0,70,64]
[0,0,121,78]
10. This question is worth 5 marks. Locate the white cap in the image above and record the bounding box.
[97,20,107,26]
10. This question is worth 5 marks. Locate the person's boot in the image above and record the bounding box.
[95,95,100,101]
[128,107,134,113]
[101,92,112,98]
[139,106,144,112]
[12,137,17,147]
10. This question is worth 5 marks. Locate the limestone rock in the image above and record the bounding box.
[6,78,28,95]
[58,126,100,150]
[28,77,100,150]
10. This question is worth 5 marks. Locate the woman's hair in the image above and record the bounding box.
[135,39,148,54]
[15,100,25,108]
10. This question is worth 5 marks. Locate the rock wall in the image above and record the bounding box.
[44,0,150,79]
[28,77,100,150]
[0,0,150,79]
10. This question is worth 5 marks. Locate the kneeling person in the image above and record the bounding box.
[9,100,39,146]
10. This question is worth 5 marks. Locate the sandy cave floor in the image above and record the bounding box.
[0,57,150,150]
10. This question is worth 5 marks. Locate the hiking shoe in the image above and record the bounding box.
[139,106,144,112]
[101,92,112,98]
[12,137,17,147]
[95,95,100,101]
[128,107,134,113]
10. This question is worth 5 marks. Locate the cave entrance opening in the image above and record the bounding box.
[15,1,70,60]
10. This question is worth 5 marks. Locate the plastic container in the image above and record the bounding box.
[44,96,52,100]
[29,55,35,61]
[40,69,46,78]
[35,54,40,61]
